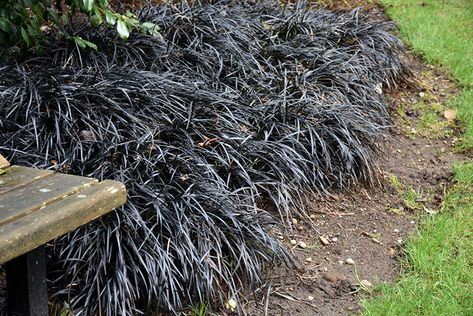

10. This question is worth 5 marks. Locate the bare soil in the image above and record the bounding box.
[240,52,464,316]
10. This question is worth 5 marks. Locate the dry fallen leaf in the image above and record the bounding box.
[360,279,373,288]
[444,109,456,122]
[225,298,237,311]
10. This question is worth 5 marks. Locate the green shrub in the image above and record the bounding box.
[0,0,159,57]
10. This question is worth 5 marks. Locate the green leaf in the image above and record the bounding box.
[27,23,40,37]
[32,3,45,20]
[20,27,30,46]
[73,36,98,50]
[93,5,103,24]
[105,9,116,26]
[82,39,97,50]
[46,8,59,24]
[141,21,160,36]
[74,36,86,49]
[0,17,11,33]
[116,19,129,40]
[82,0,94,12]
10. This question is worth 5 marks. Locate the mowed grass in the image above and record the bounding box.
[379,0,473,148]
[363,1,473,315]
[363,165,473,315]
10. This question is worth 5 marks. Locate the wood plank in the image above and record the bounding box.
[0,173,98,227]
[0,166,54,196]
[0,180,126,264]
[0,155,10,169]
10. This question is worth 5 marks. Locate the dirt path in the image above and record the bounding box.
[243,52,464,316]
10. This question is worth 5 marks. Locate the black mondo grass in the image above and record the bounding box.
[0,1,408,315]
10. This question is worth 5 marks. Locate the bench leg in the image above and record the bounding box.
[5,246,48,316]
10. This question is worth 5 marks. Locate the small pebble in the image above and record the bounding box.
[292,218,298,225]
[338,260,344,265]
[298,241,307,248]
[387,248,395,256]
[371,237,380,244]
[308,295,315,301]
[393,229,400,233]
[290,239,297,245]
[310,214,316,219]
[410,221,415,224]
[397,239,403,244]
[305,257,313,262]
[319,236,330,246]
[321,272,346,283]
[345,258,355,265]
[331,237,338,242]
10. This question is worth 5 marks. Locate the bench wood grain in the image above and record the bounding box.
[0,155,127,315]
[0,180,126,264]
[0,159,127,264]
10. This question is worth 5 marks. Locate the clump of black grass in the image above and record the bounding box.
[0,1,409,315]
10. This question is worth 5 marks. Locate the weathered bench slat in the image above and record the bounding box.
[0,180,126,264]
[0,166,54,196]
[0,173,98,227]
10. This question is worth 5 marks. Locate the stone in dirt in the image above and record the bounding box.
[345,258,355,265]
[319,236,330,245]
[298,241,307,248]
[321,272,346,283]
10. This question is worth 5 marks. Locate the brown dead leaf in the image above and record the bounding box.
[443,109,456,122]
[197,136,221,148]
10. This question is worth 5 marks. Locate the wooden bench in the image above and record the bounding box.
[0,155,126,316]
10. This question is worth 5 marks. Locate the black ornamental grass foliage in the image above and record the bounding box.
[0,1,408,315]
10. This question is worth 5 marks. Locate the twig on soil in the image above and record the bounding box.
[312,211,355,216]
[362,188,372,200]
[273,291,298,301]
[263,284,271,316]
[297,273,319,286]
[273,291,319,308]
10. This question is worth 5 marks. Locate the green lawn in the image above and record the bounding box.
[362,1,473,315]
[380,0,473,149]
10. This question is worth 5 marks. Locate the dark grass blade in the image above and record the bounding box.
[0,1,408,314]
